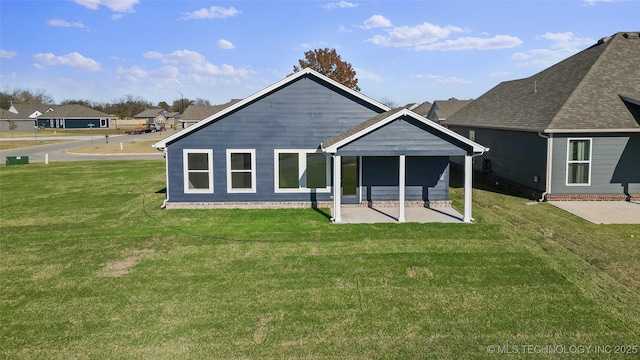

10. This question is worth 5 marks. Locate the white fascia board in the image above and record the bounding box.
[544,128,640,134]
[324,109,489,154]
[153,68,390,149]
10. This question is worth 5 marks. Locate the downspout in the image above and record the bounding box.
[158,147,169,209]
[537,131,552,202]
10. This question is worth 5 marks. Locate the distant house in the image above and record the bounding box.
[134,108,181,128]
[1,103,115,130]
[406,101,433,117]
[35,104,115,129]
[1,107,34,132]
[179,100,241,128]
[443,32,640,201]
[426,98,472,123]
[153,68,488,223]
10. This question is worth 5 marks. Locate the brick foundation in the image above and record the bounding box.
[165,200,452,209]
[545,194,630,201]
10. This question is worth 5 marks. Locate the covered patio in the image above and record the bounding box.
[321,108,489,224]
[331,205,464,224]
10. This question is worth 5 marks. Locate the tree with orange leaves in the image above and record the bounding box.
[293,48,360,91]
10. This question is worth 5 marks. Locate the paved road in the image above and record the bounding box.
[0,132,165,163]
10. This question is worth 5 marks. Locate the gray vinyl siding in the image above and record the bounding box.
[1,119,34,132]
[447,126,547,192]
[336,116,467,156]
[165,76,384,203]
[551,133,640,195]
[362,156,450,201]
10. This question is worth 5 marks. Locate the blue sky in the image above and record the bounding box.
[0,0,637,107]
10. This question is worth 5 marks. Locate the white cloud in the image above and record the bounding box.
[0,71,17,79]
[366,22,463,47]
[362,15,392,29]
[412,74,472,85]
[0,50,18,59]
[323,1,358,9]
[583,0,613,6]
[181,6,241,20]
[218,39,235,50]
[297,41,332,50]
[33,52,101,71]
[47,19,87,29]
[538,32,594,49]
[143,49,253,77]
[417,35,522,51]
[513,32,595,68]
[74,0,139,12]
[354,68,384,83]
[490,71,511,78]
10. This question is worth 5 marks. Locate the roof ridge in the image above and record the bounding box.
[546,33,616,130]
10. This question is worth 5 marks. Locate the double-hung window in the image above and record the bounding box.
[183,149,213,193]
[566,138,592,186]
[227,149,256,193]
[275,150,330,192]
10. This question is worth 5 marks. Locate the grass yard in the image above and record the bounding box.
[1,161,639,359]
[0,140,71,151]
[66,140,160,154]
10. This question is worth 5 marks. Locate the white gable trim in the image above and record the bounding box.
[322,109,489,154]
[153,68,390,149]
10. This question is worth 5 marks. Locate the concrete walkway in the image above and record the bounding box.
[332,206,464,224]
[549,201,640,224]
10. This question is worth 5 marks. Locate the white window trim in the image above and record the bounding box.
[183,149,214,194]
[274,149,331,193]
[565,138,592,186]
[226,149,256,193]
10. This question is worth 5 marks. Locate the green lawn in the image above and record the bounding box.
[1,161,639,359]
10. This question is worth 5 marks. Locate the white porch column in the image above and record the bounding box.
[463,154,473,223]
[398,155,406,223]
[333,155,342,223]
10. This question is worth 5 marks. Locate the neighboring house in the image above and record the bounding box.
[153,68,488,223]
[134,108,181,128]
[1,103,114,130]
[408,101,433,117]
[35,104,115,129]
[443,31,640,201]
[1,108,34,132]
[426,98,472,123]
[179,100,241,128]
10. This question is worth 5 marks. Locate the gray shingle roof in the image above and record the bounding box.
[134,108,167,118]
[0,108,24,120]
[444,32,640,132]
[321,108,406,149]
[180,100,242,122]
[410,101,433,116]
[428,98,472,121]
[37,104,114,118]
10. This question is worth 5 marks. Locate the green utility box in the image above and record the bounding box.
[6,156,29,165]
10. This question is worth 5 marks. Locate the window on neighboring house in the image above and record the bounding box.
[227,149,256,193]
[183,149,213,193]
[566,138,591,185]
[275,150,330,192]
[100,119,107,127]
[469,129,476,142]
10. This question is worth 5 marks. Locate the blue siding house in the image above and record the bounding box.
[443,32,640,202]
[153,68,488,222]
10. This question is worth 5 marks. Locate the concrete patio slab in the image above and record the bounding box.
[332,206,464,224]
[549,201,640,224]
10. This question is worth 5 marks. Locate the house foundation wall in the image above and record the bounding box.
[546,194,634,201]
[165,200,452,209]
